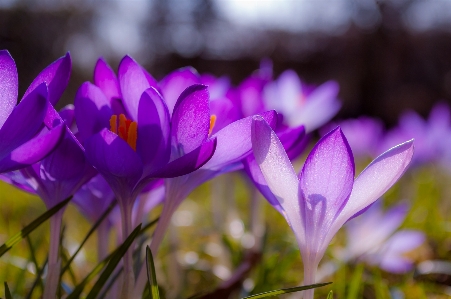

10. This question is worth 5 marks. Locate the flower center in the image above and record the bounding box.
[209,115,217,135]
[109,114,137,150]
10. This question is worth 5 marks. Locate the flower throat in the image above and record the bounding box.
[110,114,137,150]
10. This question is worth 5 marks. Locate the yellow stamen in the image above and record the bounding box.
[127,121,137,151]
[209,115,217,135]
[109,113,138,151]
[110,115,118,134]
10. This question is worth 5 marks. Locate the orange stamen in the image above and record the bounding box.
[209,115,217,135]
[118,114,127,140]
[127,122,137,151]
[109,114,138,151]
[110,115,118,134]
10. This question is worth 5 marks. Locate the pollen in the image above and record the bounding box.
[209,115,217,135]
[110,114,137,151]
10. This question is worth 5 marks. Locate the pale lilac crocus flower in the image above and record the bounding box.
[323,116,385,159]
[251,117,414,299]
[383,102,450,166]
[263,70,341,132]
[342,201,424,273]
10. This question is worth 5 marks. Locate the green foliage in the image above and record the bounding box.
[240,282,332,299]
[0,196,72,257]
[146,246,161,299]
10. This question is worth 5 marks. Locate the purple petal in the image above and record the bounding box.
[85,129,143,202]
[251,116,300,227]
[277,125,308,160]
[59,105,75,126]
[149,138,216,178]
[94,57,121,103]
[0,50,18,127]
[335,140,414,228]
[23,52,71,106]
[0,124,65,173]
[383,230,425,254]
[243,155,285,215]
[209,97,241,134]
[293,81,340,131]
[118,55,158,120]
[379,255,414,274]
[159,67,200,114]
[239,77,266,117]
[0,83,48,159]
[299,127,354,252]
[171,85,210,156]
[41,132,87,180]
[74,82,112,143]
[137,87,171,175]
[73,174,115,223]
[204,110,278,170]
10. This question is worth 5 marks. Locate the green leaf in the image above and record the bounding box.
[25,235,44,294]
[327,290,333,299]
[146,246,160,299]
[60,200,117,276]
[25,258,47,299]
[85,224,142,299]
[0,196,72,257]
[347,263,364,299]
[66,217,159,299]
[5,282,12,299]
[240,282,332,299]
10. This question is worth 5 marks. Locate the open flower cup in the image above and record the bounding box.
[251,116,414,299]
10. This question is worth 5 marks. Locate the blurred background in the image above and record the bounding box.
[2,0,451,126]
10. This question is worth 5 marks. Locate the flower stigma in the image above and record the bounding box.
[109,114,137,150]
[209,115,217,135]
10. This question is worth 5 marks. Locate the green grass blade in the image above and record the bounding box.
[0,196,72,257]
[327,290,333,299]
[85,224,142,299]
[5,282,12,299]
[347,263,364,299]
[25,258,47,299]
[140,217,160,235]
[25,235,44,293]
[241,282,332,299]
[61,200,117,276]
[66,217,159,299]
[146,246,160,299]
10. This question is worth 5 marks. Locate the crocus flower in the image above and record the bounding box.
[75,56,217,297]
[132,109,279,299]
[0,50,67,173]
[251,117,414,299]
[341,201,424,273]
[2,104,97,299]
[263,70,341,132]
[383,102,450,166]
[322,116,385,159]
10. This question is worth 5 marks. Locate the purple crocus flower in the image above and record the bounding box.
[132,110,279,298]
[251,117,414,299]
[0,50,67,173]
[75,56,217,297]
[342,201,424,273]
[2,103,97,299]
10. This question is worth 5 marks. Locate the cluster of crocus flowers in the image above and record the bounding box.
[0,48,419,299]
